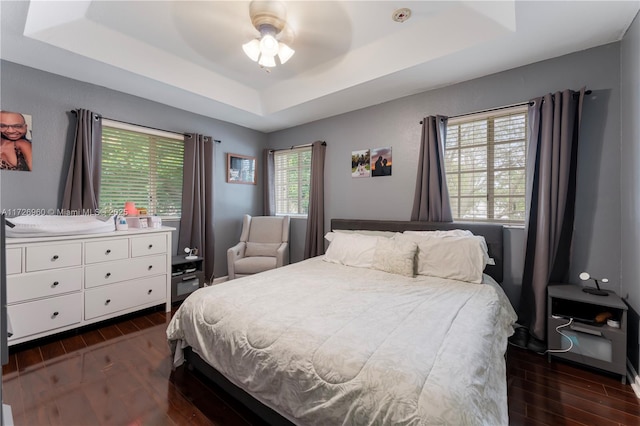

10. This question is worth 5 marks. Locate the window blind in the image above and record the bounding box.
[274,147,311,215]
[445,105,528,223]
[100,125,184,217]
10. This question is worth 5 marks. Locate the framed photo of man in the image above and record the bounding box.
[0,110,32,171]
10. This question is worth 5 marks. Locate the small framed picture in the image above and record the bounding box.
[371,147,392,177]
[0,110,33,172]
[227,153,256,184]
[351,149,370,178]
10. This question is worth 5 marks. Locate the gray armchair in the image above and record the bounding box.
[227,214,290,280]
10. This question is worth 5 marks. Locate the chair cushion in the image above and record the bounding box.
[245,242,280,257]
[234,257,278,275]
[248,217,284,243]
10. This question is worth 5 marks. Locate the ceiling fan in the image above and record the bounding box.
[242,1,295,68]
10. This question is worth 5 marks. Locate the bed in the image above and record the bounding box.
[167,219,517,425]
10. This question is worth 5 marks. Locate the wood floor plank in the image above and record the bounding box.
[2,352,18,375]
[15,346,42,372]
[59,334,86,353]
[39,340,66,363]
[97,323,124,340]
[81,329,106,347]
[116,318,142,335]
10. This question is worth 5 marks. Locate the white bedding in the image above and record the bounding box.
[6,215,115,237]
[167,257,517,425]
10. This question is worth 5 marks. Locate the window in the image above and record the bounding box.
[274,147,312,216]
[100,120,184,217]
[445,106,528,223]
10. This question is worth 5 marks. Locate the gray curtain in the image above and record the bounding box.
[62,109,102,211]
[179,134,215,281]
[518,88,585,341]
[263,148,275,216]
[304,141,326,259]
[411,115,452,221]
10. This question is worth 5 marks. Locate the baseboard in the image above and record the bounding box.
[626,358,640,398]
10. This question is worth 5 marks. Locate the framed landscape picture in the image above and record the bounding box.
[227,153,256,184]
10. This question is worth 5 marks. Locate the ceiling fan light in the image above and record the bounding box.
[259,34,279,57]
[277,42,295,64]
[258,54,276,68]
[242,39,261,62]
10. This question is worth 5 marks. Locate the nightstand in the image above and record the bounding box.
[171,256,205,304]
[547,284,627,383]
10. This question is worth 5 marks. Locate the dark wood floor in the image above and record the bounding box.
[2,307,639,426]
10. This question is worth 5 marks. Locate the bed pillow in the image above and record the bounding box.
[323,232,379,268]
[372,237,417,277]
[333,229,398,238]
[397,233,488,283]
[325,230,398,243]
[403,230,494,266]
[404,229,473,238]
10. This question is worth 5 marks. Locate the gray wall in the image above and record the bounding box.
[620,12,640,369]
[0,60,266,279]
[0,40,628,311]
[268,43,623,308]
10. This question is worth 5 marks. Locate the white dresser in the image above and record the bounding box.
[5,227,173,346]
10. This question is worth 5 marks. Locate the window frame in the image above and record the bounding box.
[445,105,528,225]
[100,119,184,219]
[273,147,312,217]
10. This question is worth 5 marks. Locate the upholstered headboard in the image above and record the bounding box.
[331,219,504,284]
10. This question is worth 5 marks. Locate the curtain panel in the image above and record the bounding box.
[263,148,275,216]
[179,134,215,281]
[518,88,585,341]
[62,109,102,212]
[304,141,326,259]
[411,115,453,222]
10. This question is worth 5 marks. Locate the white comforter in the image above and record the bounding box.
[167,257,517,425]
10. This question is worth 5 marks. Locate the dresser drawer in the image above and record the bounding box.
[85,238,129,264]
[7,268,82,303]
[84,254,167,288]
[131,234,166,257]
[84,275,166,320]
[26,243,82,272]
[6,247,22,275]
[7,293,82,341]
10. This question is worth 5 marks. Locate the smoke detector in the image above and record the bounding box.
[392,8,412,23]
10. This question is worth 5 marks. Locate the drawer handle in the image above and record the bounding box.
[52,281,59,287]
[105,299,111,305]
[52,311,59,317]
[147,289,153,295]
[52,255,59,261]
[105,249,111,255]
[105,272,112,278]
[148,244,153,249]
[148,265,153,270]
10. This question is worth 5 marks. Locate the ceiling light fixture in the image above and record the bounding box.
[242,1,295,68]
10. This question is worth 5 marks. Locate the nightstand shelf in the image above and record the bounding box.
[547,284,627,383]
[171,256,205,304]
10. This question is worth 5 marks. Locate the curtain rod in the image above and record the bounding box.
[269,141,326,153]
[71,110,221,143]
[419,90,592,124]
